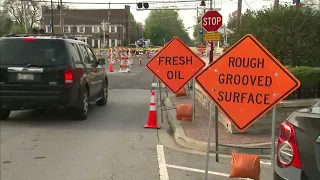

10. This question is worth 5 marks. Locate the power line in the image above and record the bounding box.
[38,0,206,5]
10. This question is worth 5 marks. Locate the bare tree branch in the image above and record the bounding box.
[2,0,43,28]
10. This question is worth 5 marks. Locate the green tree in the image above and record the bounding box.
[192,10,204,43]
[129,13,138,44]
[144,8,191,46]
[228,5,320,67]
[0,10,13,36]
[226,13,237,30]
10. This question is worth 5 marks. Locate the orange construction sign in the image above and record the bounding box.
[147,37,206,93]
[196,34,301,132]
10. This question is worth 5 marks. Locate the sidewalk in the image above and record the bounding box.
[164,96,272,156]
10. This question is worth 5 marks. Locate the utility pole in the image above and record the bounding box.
[236,0,242,28]
[51,0,54,34]
[274,0,279,9]
[101,20,107,44]
[296,0,301,7]
[197,8,199,44]
[59,0,64,34]
[22,0,27,33]
[202,7,206,44]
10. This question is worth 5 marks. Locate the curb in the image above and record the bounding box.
[164,97,272,158]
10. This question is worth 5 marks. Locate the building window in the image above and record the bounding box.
[92,26,100,33]
[47,26,52,33]
[77,26,85,33]
[110,26,115,33]
[64,26,70,33]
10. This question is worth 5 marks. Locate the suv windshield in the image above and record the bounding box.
[0,38,67,66]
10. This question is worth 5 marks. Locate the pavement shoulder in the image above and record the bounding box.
[164,96,272,158]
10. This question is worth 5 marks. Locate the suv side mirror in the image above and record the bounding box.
[98,58,106,65]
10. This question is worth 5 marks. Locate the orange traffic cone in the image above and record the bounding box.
[138,58,142,66]
[144,91,160,129]
[109,61,114,72]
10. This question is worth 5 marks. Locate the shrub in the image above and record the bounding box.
[287,66,320,99]
[289,66,320,87]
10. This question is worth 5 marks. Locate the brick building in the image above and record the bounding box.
[41,5,131,48]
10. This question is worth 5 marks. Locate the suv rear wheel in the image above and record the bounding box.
[96,82,108,106]
[0,108,11,120]
[72,88,89,120]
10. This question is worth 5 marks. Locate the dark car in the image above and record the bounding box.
[274,101,320,180]
[0,33,108,120]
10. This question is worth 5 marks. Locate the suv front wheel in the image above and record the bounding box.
[0,108,11,120]
[72,88,89,120]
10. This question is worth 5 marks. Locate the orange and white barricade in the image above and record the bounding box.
[119,56,131,73]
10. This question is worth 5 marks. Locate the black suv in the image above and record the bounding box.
[0,33,108,120]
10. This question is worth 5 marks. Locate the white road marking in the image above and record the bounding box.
[260,160,271,166]
[166,164,250,179]
[157,145,170,180]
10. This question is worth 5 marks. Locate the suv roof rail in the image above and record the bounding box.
[3,33,69,39]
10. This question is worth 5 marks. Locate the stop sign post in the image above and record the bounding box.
[201,10,223,64]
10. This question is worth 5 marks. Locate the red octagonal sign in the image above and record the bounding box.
[202,10,223,32]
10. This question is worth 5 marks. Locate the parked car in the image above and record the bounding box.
[274,101,320,180]
[0,32,108,120]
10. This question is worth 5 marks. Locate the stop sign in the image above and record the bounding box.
[201,10,223,32]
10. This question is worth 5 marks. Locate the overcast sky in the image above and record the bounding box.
[54,0,294,38]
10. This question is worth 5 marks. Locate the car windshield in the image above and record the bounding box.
[314,101,320,107]
[0,38,67,66]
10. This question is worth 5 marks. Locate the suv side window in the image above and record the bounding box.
[85,46,97,63]
[78,44,91,63]
[69,43,82,64]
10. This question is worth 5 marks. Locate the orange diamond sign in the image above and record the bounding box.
[147,37,206,93]
[196,34,301,132]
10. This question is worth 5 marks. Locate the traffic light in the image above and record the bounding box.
[137,2,149,10]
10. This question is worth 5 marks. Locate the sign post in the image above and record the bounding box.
[201,7,223,180]
[196,34,301,179]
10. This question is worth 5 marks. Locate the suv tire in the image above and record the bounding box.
[96,82,108,106]
[0,108,11,120]
[72,88,89,120]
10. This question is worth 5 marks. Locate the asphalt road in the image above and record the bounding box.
[1,56,158,180]
[1,56,273,180]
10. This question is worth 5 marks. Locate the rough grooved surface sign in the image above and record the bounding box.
[147,37,206,93]
[196,34,301,132]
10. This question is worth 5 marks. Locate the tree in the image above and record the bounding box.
[226,13,237,30]
[0,10,13,36]
[129,12,138,44]
[227,5,320,67]
[10,24,25,34]
[2,0,42,28]
[303,0,320,9]
[192,10,204,43]
[144,8,191,46]
[136,22,144,39]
